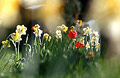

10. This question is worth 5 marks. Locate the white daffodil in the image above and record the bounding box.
[80,37,85,44]
[91,37,99,44]
[56,26,63,30]
[83,27,91,36]
[16,25,27,35]
[33,29,43,37]
[92,30,99,37]
[32,24,40,31]
[56,24,68,33]
[11,32,22,42]
[95,43,100,51]
[43,33,49,40]
[56,30,62,39]
[86,42,90,49]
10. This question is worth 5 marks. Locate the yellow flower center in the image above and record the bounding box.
[21,28,24,33]
[14,33,20,41]
[92,33,96,36]
[44,34,49,39]
[86,44,89,48]
[96,44,100,48]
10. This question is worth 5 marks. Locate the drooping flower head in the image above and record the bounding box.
[11,32,22,42]
[68,30,77,39]
[2,40,11,48]
[16,25,27,35]
[86,52,95,59]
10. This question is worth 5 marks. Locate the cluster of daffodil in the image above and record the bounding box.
[0,21,100,72]
[1,25,27,71]
[82,27,100,51]
[75,20,100,59]
[2,25,27,48]
[56,24,68,39]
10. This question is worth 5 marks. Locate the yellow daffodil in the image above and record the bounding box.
[16,25,27,35]
[43,33,49,40]
[32,24,40,31]
[2,40,10,48]
[11,32,22,42]
[56,30,62,39]
[62,24,68,33]
[86,42,90,49]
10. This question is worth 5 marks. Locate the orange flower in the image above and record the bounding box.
[32,24,40,31]
[78,20,82,26]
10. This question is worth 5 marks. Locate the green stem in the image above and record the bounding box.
[17,42,20,61]
[34,37,37,53]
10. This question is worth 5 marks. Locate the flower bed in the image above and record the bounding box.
[0,20,100,77]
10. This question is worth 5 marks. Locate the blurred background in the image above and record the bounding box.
[0,0,90,48]
[0,0,90,40]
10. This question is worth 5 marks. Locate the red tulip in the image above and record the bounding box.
[68,30,77,39]
[76,41,84,48]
